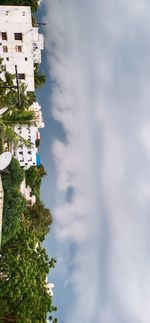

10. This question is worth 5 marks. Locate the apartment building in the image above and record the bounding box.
[0,6,45,169]
[14,124,39,168]
[13,101,44,168]
[0,5,44,91]
[20,178,36,205]
[29,101,45,128]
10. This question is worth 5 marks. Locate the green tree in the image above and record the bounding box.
[0,227,54,322]
[2,158,26,244]
[25,164,47,200]
[0,0,39,12]
[0,83,36,111]
[0,108,35,148]
[25,201,53,241]
[34,63,46,89]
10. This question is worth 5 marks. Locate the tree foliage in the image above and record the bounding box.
[0,227,55,322]
[34,63,46,89]
[0,0,39,12]
[0,60,36,147]
[25,200,53,241]
[25,164,47,200]
[2,158,26,244]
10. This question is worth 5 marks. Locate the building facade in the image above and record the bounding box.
[0,5,44,91]
[14,101,44,168]
[20,178,36,205]
[14,124,39,168]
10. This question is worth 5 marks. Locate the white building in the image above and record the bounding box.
[20,178,36,205]
[45,277,54,297]
[14,124,40,168]
[47,282,54,297]
[0,5,44,91]
[13,101,44,168]
[29,102,45,128]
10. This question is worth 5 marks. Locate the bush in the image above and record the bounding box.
[1,158,26,244]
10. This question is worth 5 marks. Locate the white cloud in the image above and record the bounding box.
[45,0,150,322]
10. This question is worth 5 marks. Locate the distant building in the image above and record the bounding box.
[47,282,54,297]
[14,124,40,168]
[0,5,44,91]
[20,178,36,205]
[13,101,44,168]
[29,102,45,128]
[45,277,54,297]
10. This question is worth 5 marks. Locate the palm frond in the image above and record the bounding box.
[4,127,33,149]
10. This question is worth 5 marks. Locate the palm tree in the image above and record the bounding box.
[34,63,46,89]
[0,109,35,126]
[0,108,35,148]
[0,83,36,111]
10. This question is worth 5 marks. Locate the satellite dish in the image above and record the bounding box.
[0,108,8,116]
[0,152,12,171]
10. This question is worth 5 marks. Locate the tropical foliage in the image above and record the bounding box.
[0,227,56,322]
[2,158,26,244]
[0,0,39,12]
[1,158,57,322]
[34,63,46,89]
[25,164,47,200]
[24,200,53,241]
[0,59,36,147]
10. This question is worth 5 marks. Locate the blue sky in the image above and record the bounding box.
[37,1,150,322]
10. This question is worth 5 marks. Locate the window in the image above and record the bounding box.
[15,45,22,52]
[6,57,9,61]
[3,46,8,52]
[18,73,25,80]
[25,57,28,61]
[2,32,7,40]
[14,33,23,41]
[28,151,31,154]
[19,151,23,155]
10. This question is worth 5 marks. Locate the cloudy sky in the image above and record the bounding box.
[38,0,150,322]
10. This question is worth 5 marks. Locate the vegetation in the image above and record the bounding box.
[0,0,39,12]
[24,200,53,241]
[1,159,57,322]
[0,60,35,110]
[2,158,26,244]
[34,63,46,89]
[0,59,36,148]
[25,164,47,200]
[0,227,56,322]
[0,32,57,322]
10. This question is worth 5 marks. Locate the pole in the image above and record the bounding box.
[0,65,21,107]
[15,65,21,107]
